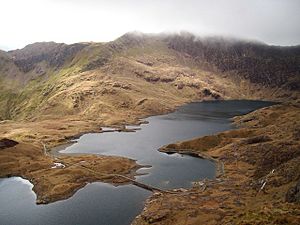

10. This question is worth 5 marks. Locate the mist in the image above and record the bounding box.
[1,0,299,50]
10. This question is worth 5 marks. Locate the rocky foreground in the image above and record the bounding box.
[133,101,300,225]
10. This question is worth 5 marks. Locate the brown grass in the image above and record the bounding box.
[133,102,300,225]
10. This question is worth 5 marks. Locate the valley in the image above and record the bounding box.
[0,32,299,225]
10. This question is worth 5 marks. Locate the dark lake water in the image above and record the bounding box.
[0,100,275,225]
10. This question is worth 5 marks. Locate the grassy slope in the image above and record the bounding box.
[0,36,285,120]
[0,51,22,120]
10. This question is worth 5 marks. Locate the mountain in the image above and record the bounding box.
[0,32,299,224]
[0,32,299,122]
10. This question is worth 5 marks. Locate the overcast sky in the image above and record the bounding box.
[1,0,299,50]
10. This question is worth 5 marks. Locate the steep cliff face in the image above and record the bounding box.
[165,33,300,91]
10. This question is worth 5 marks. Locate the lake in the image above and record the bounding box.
[0,100,275,225]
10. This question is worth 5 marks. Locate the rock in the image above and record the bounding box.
[145,76,160,82]
[136,59,154,66]
[243,135,272,145]
[136,98,148,106]
[202,88,212,96]
[0,138,18,150]
[36,198,49,205]
[160,77,175,83]
[112,82,122,88]
[176,82,184,89]
[187,82,200,89]
[211,92,221,99]
[112,82,131,90]
[142,209,170,223]
[286,180,300,203]
[51,162,66,169]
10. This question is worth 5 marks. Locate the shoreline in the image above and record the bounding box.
[0,141,144,204]
[0,98,204,204]
[133,101,300,224]
[160,148,225,178]
[1,99,298,224]
[0,99,231,204]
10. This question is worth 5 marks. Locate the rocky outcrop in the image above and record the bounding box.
[165,33,300,91]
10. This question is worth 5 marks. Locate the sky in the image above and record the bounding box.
[1,0,299,50]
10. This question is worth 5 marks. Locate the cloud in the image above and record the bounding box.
[1,0,299,50]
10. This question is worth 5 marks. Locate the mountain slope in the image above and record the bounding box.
[0,32,299,133]
[0,32,299,224]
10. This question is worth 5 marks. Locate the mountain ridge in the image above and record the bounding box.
[2,32,299,88]
[0,32,299,123]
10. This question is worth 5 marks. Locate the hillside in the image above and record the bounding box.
[0,32,299,224]
[1,33,299,124]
